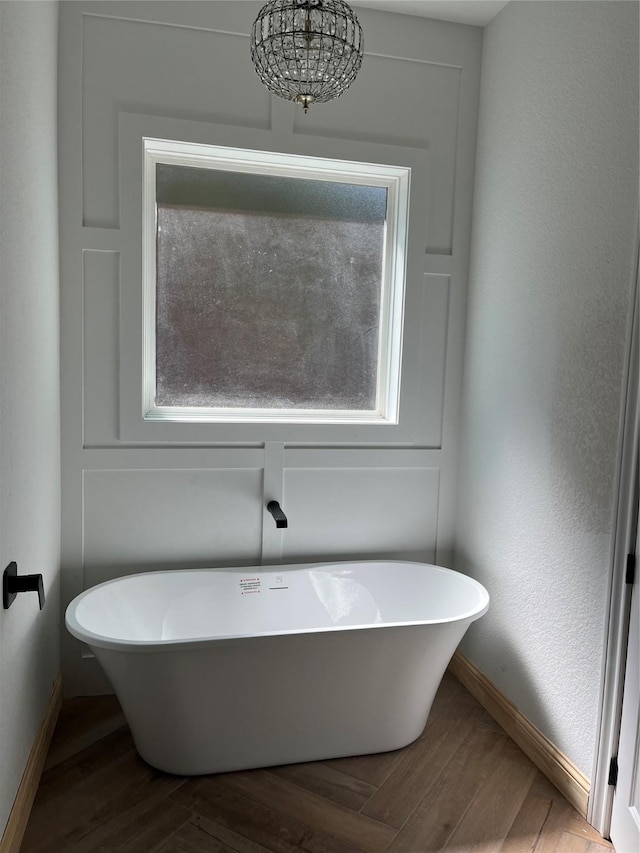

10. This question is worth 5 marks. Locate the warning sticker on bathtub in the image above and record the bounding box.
[240,577,261,595]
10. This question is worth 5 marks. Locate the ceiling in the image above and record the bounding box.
[351,1,509,27]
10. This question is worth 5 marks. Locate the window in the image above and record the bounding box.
[142,139,409,424]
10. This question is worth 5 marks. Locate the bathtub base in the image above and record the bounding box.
[138,726,423,777]
[96,622,466,776]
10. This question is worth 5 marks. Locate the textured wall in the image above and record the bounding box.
[455,0,639,775]
[0,0,61,836]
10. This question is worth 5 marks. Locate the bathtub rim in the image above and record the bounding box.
[65,560,490,653]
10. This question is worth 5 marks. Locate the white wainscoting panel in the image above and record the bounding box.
[294,56,461,255]
[400,272,451,446]
[82,468,263,587]
[282,467,439,564]
[82,12,271,228]
[83,249,119,446]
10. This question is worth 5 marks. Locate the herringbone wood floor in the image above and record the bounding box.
[21,673,613,853]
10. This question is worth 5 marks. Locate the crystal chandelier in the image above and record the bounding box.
[250,0,364,112]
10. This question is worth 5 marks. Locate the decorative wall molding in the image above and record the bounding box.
[0,675,62,853]
[449,652,590,818]
[59,0,482,692]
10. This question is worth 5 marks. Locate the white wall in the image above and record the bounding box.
[0,0,61,837]
[58,0,482,692]
[455,0,639,776]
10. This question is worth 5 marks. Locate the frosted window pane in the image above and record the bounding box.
[155,167,387,411]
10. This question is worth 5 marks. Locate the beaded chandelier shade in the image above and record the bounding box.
[250,0,364,112]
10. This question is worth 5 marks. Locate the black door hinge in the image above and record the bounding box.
[608,756,618,787]
[626,553,636,585]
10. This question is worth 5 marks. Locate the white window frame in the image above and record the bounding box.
[118,114,434,445]
[143,139,409,425]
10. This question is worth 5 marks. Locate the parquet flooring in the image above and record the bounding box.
[21,673,614,853]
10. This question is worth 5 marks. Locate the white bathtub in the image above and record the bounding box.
[65,561,489,775]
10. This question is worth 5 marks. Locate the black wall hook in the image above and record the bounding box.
[3,562,45,610]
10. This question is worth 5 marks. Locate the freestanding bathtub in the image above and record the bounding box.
[65,561,489,775]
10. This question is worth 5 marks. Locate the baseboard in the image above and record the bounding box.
[0,674,62,853]
[449,652,590,818]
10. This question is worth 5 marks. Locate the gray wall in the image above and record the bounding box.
[455,0,639,776]
[0,0,61,837]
